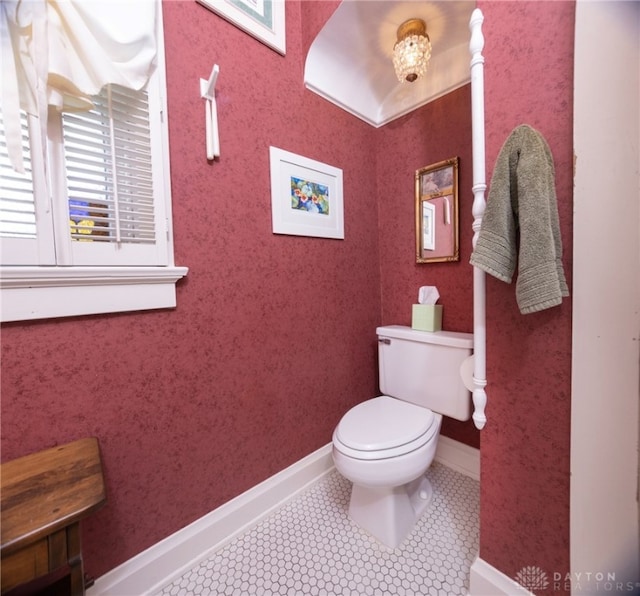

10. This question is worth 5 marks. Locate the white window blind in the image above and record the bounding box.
[0,107,55,265]
[64,86,155,245]
[0,110,36,240]
[60,84,169,266]
[0,1,188,322]
[0,84,169,267]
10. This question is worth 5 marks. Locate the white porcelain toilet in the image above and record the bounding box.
[332,325,473,548]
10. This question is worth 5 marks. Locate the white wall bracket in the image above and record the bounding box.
[469,9,488,430]
[200,64,220,161]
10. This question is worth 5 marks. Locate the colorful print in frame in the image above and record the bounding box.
[270,147,344,239]
[290,177,330,215]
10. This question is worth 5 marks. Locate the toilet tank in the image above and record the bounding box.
[377,325,473,421]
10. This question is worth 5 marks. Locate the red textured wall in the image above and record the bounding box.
[0,0,575,587]
[477,1,574,591]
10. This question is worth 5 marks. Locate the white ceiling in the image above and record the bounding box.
[304,1,476,127]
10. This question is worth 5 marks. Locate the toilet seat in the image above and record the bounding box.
[333,396,438,460]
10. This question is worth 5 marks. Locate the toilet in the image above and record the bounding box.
[332,325,473,548]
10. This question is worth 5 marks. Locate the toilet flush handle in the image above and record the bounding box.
[378,338,391,345]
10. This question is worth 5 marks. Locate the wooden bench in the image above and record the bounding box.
[1,438,106,595]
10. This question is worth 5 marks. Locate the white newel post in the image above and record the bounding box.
[469,8,487,430]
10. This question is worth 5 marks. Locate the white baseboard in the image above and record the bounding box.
[89,444,334,596]
[90,436,479,596]
[469,557,533,595]
[435,434,480,481]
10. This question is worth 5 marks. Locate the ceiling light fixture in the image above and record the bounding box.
[392,18,432,83]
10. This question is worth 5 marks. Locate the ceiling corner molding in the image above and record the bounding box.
[304,1,476,128]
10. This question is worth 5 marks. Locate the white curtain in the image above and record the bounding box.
[1,0,159,172]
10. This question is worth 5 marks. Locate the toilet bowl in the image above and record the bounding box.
[332,395,442,548]
[331,325,473,549]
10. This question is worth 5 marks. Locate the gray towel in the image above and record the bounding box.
[470,125,569,314]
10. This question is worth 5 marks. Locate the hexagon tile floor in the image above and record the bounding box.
[157,462,479,596]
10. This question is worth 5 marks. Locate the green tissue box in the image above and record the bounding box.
[412,304,443,332]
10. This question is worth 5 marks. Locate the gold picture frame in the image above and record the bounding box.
[415,157,459,263]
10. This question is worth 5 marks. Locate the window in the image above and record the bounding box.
[0,5,187,322]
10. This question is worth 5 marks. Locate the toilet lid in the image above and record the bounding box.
[334,396,437,457]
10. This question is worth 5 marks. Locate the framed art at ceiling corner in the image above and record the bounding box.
[269,147,344,240]
[196,0,286,56]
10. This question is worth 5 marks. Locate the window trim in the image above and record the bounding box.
[0,265,188,321]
